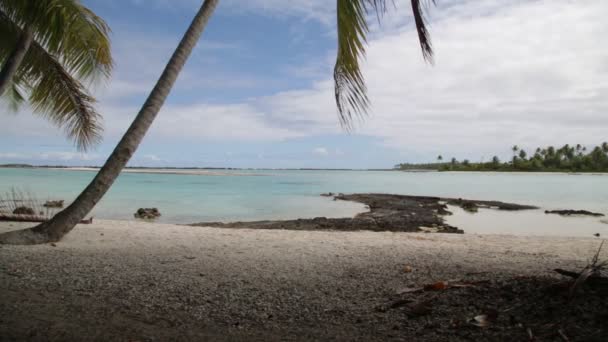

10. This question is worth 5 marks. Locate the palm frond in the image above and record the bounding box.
[0,8,102,151]
[410,0,434,62]
[0,0,113,81]
[334,0,370,129]
[24,42,103,151]
[333,0,435,127]
[3,82,25,111]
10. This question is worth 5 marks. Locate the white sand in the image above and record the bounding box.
[1,220,605,340]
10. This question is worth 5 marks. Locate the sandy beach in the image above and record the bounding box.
[1,220,606,341]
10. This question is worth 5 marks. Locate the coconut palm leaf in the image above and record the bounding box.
[334,0,434,128]
[0,7,102,150]
[3,82,25,111]
[0,0,112,81]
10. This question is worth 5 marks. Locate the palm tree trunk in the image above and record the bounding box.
[0,27,33,96]
[0,0,219,245]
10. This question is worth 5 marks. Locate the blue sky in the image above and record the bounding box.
[1,0,607,168]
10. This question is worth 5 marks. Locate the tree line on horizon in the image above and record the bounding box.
[395,143,608,172]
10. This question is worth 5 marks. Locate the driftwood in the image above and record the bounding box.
[0,214,93,224]
[554,269,608,284]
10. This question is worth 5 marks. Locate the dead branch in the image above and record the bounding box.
[0,214,93,224]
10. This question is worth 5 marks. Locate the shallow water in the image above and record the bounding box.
[0,168,606,236]
[445,205,608,237]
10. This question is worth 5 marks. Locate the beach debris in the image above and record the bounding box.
[396,280,486,295]
[470,309,499,328]
[403,265,414,273]
[554,241,608,298]
[424,281,449,291]
[461,201,479,213]
[0,214,93,224]
[594,233,600,237]
[396,286,423,295]
[557,329,570,342]
[544,209,604,217]
[43,200,64,208]
[134,208,161,220]
[12,206,35,215]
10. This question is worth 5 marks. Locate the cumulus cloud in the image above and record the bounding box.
[312,147,329,157]
[2,0,607,164]
[0,152,100,161]
[143,154,162,162]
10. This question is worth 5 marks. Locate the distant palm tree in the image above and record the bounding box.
[602,142,608,153]
[518,149,527,160]
[0,0,113,150]
[1,0,435,244]
[437,155,443,162]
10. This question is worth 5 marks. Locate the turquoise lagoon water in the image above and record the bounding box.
[0,168,607,236]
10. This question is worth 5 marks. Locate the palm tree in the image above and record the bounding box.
[0,0,113,150]
[0,0,434,244]
[518,149,527,160]
[437,155,443,162]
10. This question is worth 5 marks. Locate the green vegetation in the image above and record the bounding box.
[395,143,608,172]
[0,0,113,150]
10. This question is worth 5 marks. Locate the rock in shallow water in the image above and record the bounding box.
[43,200,64,208]
[12,206,35,215]
[544,209,604,217]
[134,208,161,220]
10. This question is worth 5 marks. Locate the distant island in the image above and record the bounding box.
[396,143,608,172]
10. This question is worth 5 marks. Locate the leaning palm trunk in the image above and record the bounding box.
[0,27,33,96]
[0,0,219,245]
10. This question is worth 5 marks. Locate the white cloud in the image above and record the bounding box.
[312,147,329,157]
[143,154,162,162]
[2,0,607,164]
[0,152,100,161]
[0,153,26,159]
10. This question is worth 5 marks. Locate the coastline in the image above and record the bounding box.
[1,219,605,341]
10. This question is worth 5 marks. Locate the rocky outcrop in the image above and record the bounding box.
[191,193,539,234]
[545,209,604,217]
[134,208,161,220]
[43,200,64,208]
[12,206,35,216]
[445,198,537,211]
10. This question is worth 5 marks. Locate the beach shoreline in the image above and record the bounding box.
[1,219,606,340]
